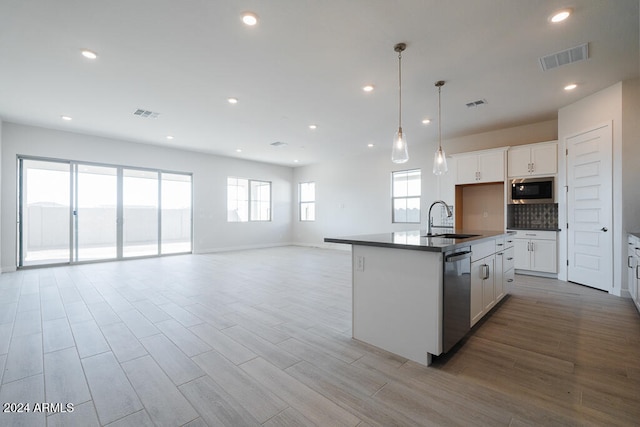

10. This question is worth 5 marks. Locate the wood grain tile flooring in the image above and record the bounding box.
[0,246,638,426]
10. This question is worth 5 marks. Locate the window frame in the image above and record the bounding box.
[250,179,272,222]
[227,177,272,222]
[391,169,421,224]
[298,181,316,222]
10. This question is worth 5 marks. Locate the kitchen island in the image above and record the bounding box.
[325,229,513,366]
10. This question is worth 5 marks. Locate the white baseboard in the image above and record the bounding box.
[195,241,352,254]
[194,242,293,254]
[293,241,352,252]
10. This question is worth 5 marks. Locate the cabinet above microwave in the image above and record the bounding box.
[508,142,557,178]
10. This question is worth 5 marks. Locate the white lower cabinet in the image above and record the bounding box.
[470,255,493,327]
[511,230,557,274]
[470,237,513,327]
[628,234,640,313]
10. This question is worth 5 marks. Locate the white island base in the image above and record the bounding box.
[352,245,444,366]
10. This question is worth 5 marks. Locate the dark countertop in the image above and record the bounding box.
[324,230,511,253]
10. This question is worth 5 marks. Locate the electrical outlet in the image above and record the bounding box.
[356,256,365,271]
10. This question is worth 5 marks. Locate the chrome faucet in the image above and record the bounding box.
[427,200,453,236]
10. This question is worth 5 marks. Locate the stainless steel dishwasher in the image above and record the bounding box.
[442,247,472,353]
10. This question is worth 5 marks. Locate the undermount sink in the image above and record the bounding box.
[423,233,480,239]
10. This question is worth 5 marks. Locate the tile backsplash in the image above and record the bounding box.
[507,203,558,230]
[439,205,455,228]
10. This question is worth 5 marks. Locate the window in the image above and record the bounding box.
[227,177,272,222]
[250,180,271,221]
[392,169,421,223]
[227,178,249,222]
[299,182,315,221]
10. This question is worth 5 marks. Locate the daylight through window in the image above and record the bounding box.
[299,182,316,221]
[392,169,421,223]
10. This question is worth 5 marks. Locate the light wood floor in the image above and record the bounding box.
[0,246,638,426]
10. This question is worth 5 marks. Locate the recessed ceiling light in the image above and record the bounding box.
[564,83,577,91]
[61,115,72,121]
[236,148,242,153]
[363,85,374,92]
[309,124,317,130]
[241,12,258,26]
[367,143,375,148]
[293,159,299,163]
[422,119,431,124]
[228,97,238,104]
[550,8,572,23]
[81,49,98,59]
[166,135,174,140]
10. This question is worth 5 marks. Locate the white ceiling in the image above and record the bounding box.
[0,0,638,167]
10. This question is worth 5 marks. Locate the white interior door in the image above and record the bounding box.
[566,123,612,291]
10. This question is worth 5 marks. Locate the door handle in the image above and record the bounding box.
[601,227,608,232]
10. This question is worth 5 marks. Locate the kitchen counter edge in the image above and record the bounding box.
[324,230,513,253]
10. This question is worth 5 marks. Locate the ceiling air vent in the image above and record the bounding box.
[466,99,487,108]
[539,43,589,71]
[133,109,160,119]
[270,141,288,147]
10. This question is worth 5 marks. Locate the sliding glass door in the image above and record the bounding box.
[123,169,159,258]
[18,157,192,268]
[75,164,118,261]
[19,159,71,266]
[161,173,192,254]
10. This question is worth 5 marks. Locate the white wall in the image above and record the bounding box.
[557,81,632,296]
[1,122,294,272]
[292,120,557,246]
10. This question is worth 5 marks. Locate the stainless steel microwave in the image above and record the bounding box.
[509,177,554,204]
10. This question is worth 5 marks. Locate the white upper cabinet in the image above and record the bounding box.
[454,148,506,185]
[508,142,557,177]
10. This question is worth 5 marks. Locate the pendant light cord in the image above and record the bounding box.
[438,84,441,150]
[398,50,402,129]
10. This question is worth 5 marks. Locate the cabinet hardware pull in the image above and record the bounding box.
[497,243,503,246]
[507,279,514,283]
[507,257,513,260]
[527,242,530,251]
[531,242,534,251]
[630,255,634,268]
[497,252,503,256]
[637,265,640,280]
[483,264,490,280]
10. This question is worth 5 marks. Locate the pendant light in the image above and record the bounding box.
[391,43,409,164]
[432,80,448,175]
